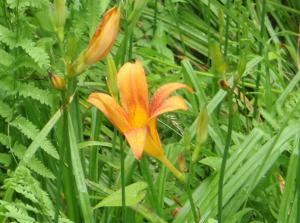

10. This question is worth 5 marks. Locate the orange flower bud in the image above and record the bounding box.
[177,154,187,173]
[71,7,121,76]
[50,73,66,90]
[84,7,120,65]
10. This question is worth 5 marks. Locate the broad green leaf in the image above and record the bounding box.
[200,157,221,171]
[94,182,147,208]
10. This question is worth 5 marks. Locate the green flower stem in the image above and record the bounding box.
[217,1,232,222]
[61,91,79,222]
[217,88,234,223]
[297,134,300,223]
[185,178,198,223]
[140,157,158,213]
[187,157,200,222]
[120,136,127,222]
[253,0,267,117]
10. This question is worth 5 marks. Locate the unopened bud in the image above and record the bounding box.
[218,79,230,91]
[209,41,227,78]
[196,108,208,144]
[71,7,121,76]
[182,128,192,149]
[192,108,208,163]
[50,73,66,90]
[106,54,118,100]
[54,0,66,42]
[177,154,187,173]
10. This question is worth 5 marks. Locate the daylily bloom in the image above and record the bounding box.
[71,7,121,75]
[87,61,192,181]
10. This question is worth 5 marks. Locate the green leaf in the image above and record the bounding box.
[13,143,55,179]
[94,182,147,208]
[0,153,11,167]
[200,157,221,171]
[68,114,93,223]
[19,108,63,165]
[0,49,14,66]
[0,100,13,121]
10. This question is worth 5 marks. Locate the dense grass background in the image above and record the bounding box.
[0,0,299,222]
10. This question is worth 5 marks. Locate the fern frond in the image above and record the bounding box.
[6,0,48,10]
[59,217,74,223]
[0,100,13,121]
[4,166,55,218]
[14,143,55,179]
[0,79,54,107]
[18,39,50,70]
[0,49,14,66]
[0,78,17,96]
[0,25,16,48]
[0,201,35,223]
[18,82,54,107]
[10,116,59,159]
[0,133,10,148]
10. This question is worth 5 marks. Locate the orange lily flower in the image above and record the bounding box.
[71,7,121,75]
[87,61,192,181]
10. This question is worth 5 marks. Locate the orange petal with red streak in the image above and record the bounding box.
[87,93,130,133]
[124,128,147,160]
[150,83,192,114]
[150,96,188,119]
[117,61,149,127]
[85,7,120,64]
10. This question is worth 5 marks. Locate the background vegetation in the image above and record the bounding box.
[0,0,299,222]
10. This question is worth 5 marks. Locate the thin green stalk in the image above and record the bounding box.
[185,183,198,223]
[253,0,267,117]
[217,89,234,223]
[128,34,133,61]
[297,133,300,223]
[223,0,231,57]
[89,109,102,185]
[140,157,158,213]
[186,161,199,223]
[68,114,93,223]
[61,98,79,222]
[217,2,232,220]
[207,0,211,67]
[54,92,68,223]
[120,136,126,222]
[109,129,118,187]
[167,0,187,55]
[217,0,232,217]
[153,0,158,36]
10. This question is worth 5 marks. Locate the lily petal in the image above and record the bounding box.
[150,83,192,115]
[87,93,130,133]
[150,96,188,119]
[144,119,164,159]
[124,128,147,160]
[117,61,149,127]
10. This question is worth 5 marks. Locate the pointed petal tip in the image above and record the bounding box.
[133,150,143,160]
[124,128,147,160]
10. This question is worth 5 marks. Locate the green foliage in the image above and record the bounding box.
[3,166,54,221]
[0,0,299,222]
